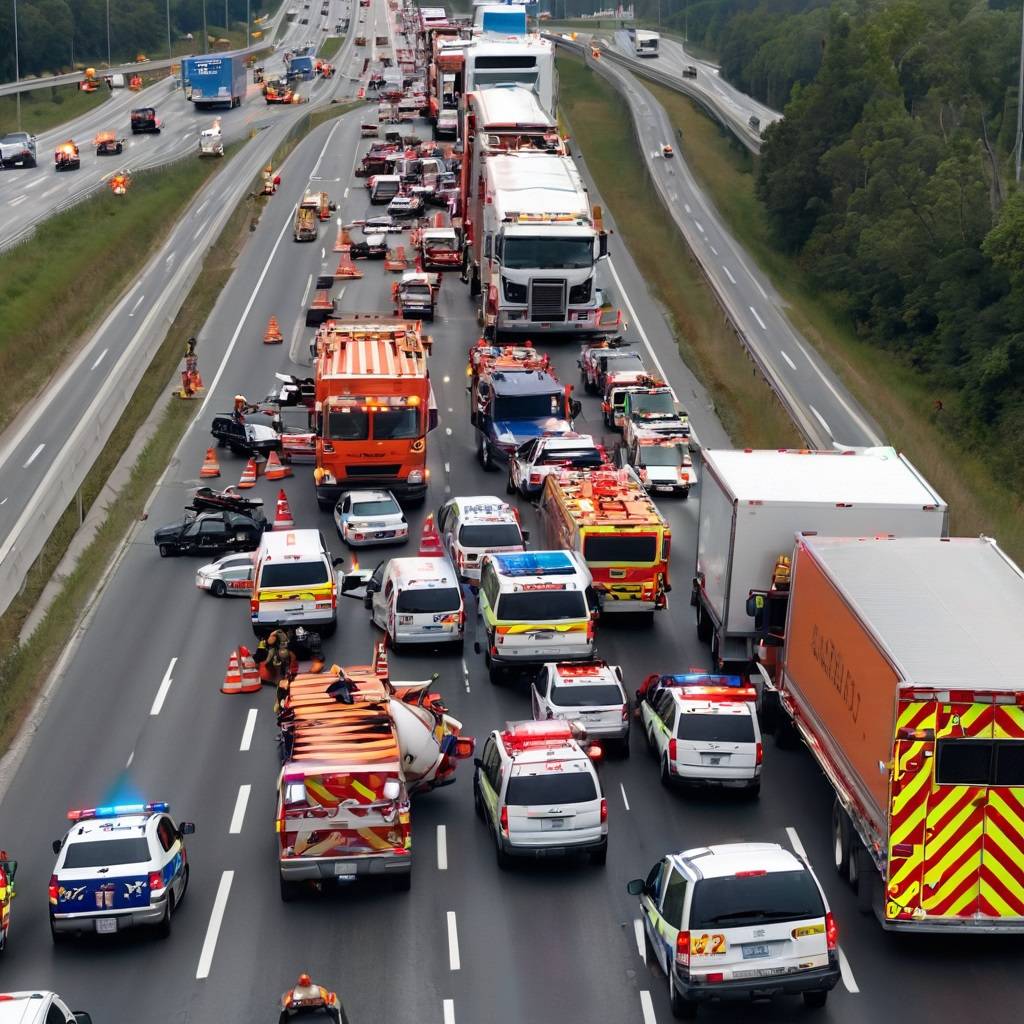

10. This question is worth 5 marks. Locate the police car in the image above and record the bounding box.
[0,992,92,1024]
[531,661,630,756]
[49,802,194,941]
[436,496,526,583]
[639,674,762,795]
[195,552,254,597]
[627,843,840,1017]
[333,489,408,547]
[473,721,607,868]
[506,434,606,498]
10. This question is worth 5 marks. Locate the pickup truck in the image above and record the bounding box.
[293,197,319,241]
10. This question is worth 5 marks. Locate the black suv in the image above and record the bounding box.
[154,511,263,557]
[210,414,281,457]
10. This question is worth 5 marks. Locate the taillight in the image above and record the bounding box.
[250,596,259,613]
[825,911,838,950]
[499,806,509,836]
[48,875,59,904]
[756,741,763,765]
[529,472,542,484]
[332,587,337,610]
[600,797,607,823]
[675,930,690,966]
[706,972,724,984]
[149,870,164,895]
[668,738,677,763]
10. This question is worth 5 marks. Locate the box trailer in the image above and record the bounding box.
[766,534,1024,932]
[692,447,947,667]
[181,55,247,108]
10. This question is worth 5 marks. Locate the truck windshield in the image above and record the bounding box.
[502,236,593,270]
[373,408,420,440]
[493,393,562,420]
[639,446,685,467]
[688,870,825,928]
[327,407,369,440]
[63,838,151,868]
[583,534,658,563]
[632,392,676,416]
[496,591,586,620]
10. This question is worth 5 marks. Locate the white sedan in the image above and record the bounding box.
[195,553,254,597]
[333,490,409,547]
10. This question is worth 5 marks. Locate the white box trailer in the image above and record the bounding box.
[692,447,947,666]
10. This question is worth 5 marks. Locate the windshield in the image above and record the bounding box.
[63,838,150,868]
[493,393,562,421]
[497,590,586,620]
[326,408,368,440]
[688,870,825,928]
[639,446,685,467]
[396,587,461,613]
[550,684,623,707]
[583,534,658,563]
[537,448,603,468]
[373,408,420,440]
[259,562,328,588]
[677,713,755,742]
[351,499,400,517]
[506,772,596,805]
[458,523,522,547]
[632,392,676,416]
[326,408,420,440]
[502,236,593,270]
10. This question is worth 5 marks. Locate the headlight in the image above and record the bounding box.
[502,277,527,303]
[569,279,593,304]
[407,470,424,484]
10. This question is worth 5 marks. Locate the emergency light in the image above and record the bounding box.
[67,801,169,822]
[661,673,756,701]
[501,720,576,751]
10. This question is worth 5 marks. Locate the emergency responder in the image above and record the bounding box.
[180,337,202,397]
[278,973,348,1023]
[232,394,253,425]
[0,852,16,949]
[259,629,299,711]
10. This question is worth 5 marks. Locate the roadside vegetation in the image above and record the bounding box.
[318,37,344,61]
[557,56,799,448]
[0,85,110,136]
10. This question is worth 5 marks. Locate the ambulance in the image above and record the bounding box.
[538,467,671,617]
[476,551,597,683]
[251,529,338,638]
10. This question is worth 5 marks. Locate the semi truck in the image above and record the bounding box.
[754,534,1024,932]
[181,55,247,108]
[463,34,556,116]
[692,447,947,668]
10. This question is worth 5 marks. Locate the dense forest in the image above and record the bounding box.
[0,0,275,80]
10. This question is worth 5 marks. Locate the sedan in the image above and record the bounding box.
[195,553,255,597]
[387,195,423,219]
[334,490,409,547]
[507,434,606,498]
[154,511,263,557]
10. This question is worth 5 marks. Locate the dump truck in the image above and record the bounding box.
[692,447,947,669]
[293,195,319,241]
[753,534,1024,933]
[181,55,247,108]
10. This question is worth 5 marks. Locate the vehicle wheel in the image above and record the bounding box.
[695,603,712,643]
[660,757,672,789]
[49,918,67,945]
[363,594,373,611]
[747,781,761,799]
[389,635,401,655]
[178,865,190,906]
[211,580,227,598]
[159,544,174,558]
[317,497,333,511]
[470,268,481,298]
[280,876,299,902]
[590,843,607,867]
[643,920,657,965]
[495,841,513,871]
[669,972,697,1019]
[831,800,850,877]
[803,990,828,1009]
[850,844,874,913]
[488,660,504,686]
[774,714,799,750]
[156,894,174,939]
[479,437,494,471]
[645,726,656,753]
[392,871,411,892]
[319,620,337,638]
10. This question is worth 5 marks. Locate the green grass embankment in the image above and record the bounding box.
[0,86,110,136]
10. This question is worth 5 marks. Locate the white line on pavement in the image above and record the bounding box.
[785,826,807,858]
[90,348,109,371]
[196,870,234,979]
[780,350,796,371]
[229,784,251,834]
[8,195,27,207]
[22,444,45,469]
[709,245,719,256]
[437,824,448,870]
[443,1000,455,1024]
[149,657,177,716]
[461,658,470,693]
[694,220,704,234]
[165,252,177,267]
[125,750,134,768]
[447,911,460,970]
[320,246,325,259]
[838,946,860,992]
[640,990,657,1024]
[195,199,209,218]
[129,294,146,316]
[240,708,258,751]
[41,184,61,198]
[634,918,645,961]
[722,265,736,285]
[809,405,832,437]
[748,305,768,330]
[23,178,45,190]
[301,273,313,307]
[607,259,671,388]
[343,186,349,199]
[684,202,691,214]
[620,783,630,810]
[192,218,209,241]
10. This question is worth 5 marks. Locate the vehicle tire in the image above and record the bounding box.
[774,714,799,749]
[488,660,504,686]
[746,781,761,799]
[317,497,333,511]
[392,871,411,892]
[389,636,401,655]
[319,619,337,639]
[156,894,174,939]
[590,843,607,867]
[495,841,513,871]
[49,918,67,945]
[660,757,672,789]
[803,990,828,1009]
[159,544,174,558]
[211,580,227,598]
[620,735,631,759]
[177,865,190,906]
[280,876,299,902]
[643,920,658,965]
[479,437,494,471]
[363,593,373,611]
[831,800,850,878]
[695,602,712,643]
[669,972,697,1019]
[850,844,873,913]
[470,268,481,298]
[646,726,657,754]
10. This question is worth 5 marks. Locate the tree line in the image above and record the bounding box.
[0,0,275,81]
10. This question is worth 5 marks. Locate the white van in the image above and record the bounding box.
[369,174,402,205]
[250,529,337,637]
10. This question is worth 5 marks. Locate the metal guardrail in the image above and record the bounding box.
[554,37,823,448]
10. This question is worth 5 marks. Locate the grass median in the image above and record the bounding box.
[0,85,111,136]
[644,78,1024,560]
[318,37,345,60]
[557,55,800,448]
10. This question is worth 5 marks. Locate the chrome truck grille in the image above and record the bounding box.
[530,280,567,322]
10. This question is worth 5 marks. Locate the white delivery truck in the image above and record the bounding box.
[691,447,947,667]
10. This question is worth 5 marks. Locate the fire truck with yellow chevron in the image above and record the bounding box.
[750,534,1024,932]
[538,466,670,618]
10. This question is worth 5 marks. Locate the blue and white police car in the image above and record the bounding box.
[49,802,194,942]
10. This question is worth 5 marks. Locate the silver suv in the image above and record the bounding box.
[0,132,37,168]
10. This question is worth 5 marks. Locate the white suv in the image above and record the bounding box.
[639,674,762,796]
[473,721,607,868]
[436,496,526,583]
[0,993,92,1024]
[531,661,630,756]
[628,843,841,1017]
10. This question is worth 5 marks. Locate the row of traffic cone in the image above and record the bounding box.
[200,448,293,485]
[222,646,260,694]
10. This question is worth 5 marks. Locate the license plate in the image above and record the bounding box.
[530,632,555,641]
[375,531,395,538]
[334,863,356,877]
[708,756,721,765]
[96,918,117,934]
[656,485,674,493]
[742,943,770,959]
[542,818,567,830]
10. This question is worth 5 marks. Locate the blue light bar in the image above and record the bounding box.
[67,800,169,822]
[662,674,745,688]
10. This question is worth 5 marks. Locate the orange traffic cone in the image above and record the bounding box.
[264,315,284,344]
[273,488,295,530]
[432,211,445,229]
[200,448,221,478]
[334,247,362,279]
[418,514,444,556]
[264,450,292,480]
[385,244,407,272]
[238,458,258,489]
[333,226,352,252]
[237,646,262,692]
[372,639,388,678]
[221,650,243,694]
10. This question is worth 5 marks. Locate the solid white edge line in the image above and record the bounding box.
[437,824,448,870]
[785,826,808,859]
[446,910,460,970]
[620,782,630,810]
[196,870,234,979]
[838,945,860,993]
[149,657,177,716]
[229,784,251,834]
[606,259,670,387]
[640,990,657,1024]
[240,708,258,751]
[301,273,313,307]
[443,999,455,1024]
[634,917,645,961]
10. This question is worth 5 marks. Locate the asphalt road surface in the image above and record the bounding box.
[0,74,1018,1024]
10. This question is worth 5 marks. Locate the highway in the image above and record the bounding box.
[0,15,1020,1020]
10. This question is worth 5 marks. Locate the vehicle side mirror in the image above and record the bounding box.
[626,878,645,896]
[332,556,347,568]
[428,406,439,432]
[3,860,16,879]
[473,757,483,768]
[383,779,401,801]
[598,233,608,260]
[521,530,530,542]
[746,590,767,627]
[178,822,196,836]
[52,840,62,855]
[340,570,373,598]
[570,399,582,419]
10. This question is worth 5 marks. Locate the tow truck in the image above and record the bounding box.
[621,385,690,448]
[623,428,694,498]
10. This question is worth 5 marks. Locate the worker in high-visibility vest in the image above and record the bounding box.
[279,973,349,1023]
[0,852,17,950]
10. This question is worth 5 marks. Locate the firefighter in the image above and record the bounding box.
[232,394,250,424]
[278,973,348,1022]
[260,629,298,711]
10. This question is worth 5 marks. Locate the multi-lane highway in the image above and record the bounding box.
[0,11,1019,1020]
